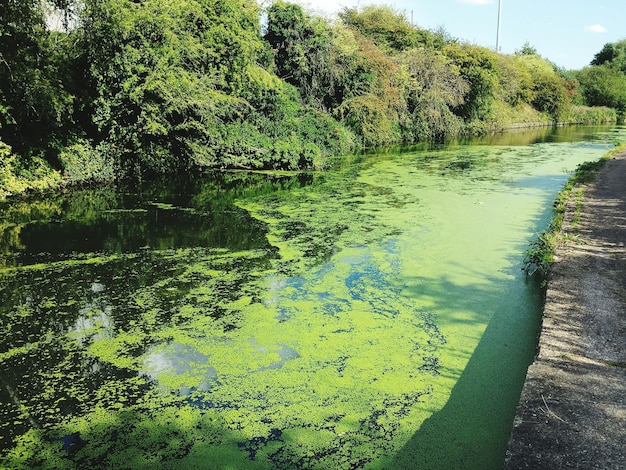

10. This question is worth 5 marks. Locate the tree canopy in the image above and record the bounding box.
[0,1,623,198]
[592,39,626,73]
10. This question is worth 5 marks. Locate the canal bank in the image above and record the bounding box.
[505,149,626,469]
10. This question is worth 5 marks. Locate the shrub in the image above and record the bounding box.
[0,142,29,199]
[336,94,399,147]
[0,141,62,199]
[58,139,116,183]
[561,105,617,124]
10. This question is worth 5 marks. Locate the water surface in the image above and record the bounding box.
[1,126,625,469]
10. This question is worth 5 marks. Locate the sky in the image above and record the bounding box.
[292,0,625,70]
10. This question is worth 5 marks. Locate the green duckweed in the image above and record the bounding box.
[1,126,625,469]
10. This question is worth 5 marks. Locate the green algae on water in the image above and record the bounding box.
[2,126,626,469]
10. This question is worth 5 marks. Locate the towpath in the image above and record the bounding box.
[505,150,626,468]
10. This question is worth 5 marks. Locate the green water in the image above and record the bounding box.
[1,126,625,469]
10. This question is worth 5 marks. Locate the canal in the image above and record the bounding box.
[1,125,624,468]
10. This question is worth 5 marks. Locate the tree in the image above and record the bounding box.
[264,1,336,110]
[443,43,499,121]
[333,33,402,147]
[338,5,452,53]
[0,0,74,159]
[591,39,626,73]
[515,42,538,56]
[264,1,311,84]
[76,0,264,175]
[495,55,533,106]
[531,73,569,120]
[339,5,420,52]
[397,48,468,140]
[575,65,626,111]
[506,54,571,120]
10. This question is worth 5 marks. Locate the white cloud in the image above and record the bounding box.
[457,0,493,4]
[585,24,608,33]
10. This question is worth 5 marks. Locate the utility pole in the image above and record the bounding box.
[496,0,503,52]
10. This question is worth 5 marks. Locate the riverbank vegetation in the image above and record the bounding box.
[1,0,625,199]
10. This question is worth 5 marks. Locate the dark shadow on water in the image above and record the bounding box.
[386,265,545,470]
[382,167,561,469]
[0,170,315,267]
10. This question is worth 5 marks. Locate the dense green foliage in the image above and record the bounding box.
[0,0,74,158]
[576,65,626,112]
[1,1,624,198]
[591,39,626,73]
[77,0,352,175]
[576,39,626,116]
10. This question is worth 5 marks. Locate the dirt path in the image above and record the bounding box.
[505,151,626,469]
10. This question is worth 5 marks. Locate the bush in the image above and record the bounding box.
[58,139,116,183]
[575,65,626,111]
[396,48,468,141]
[0,141,62,200]
[560,105,617,124]
[336,94,399,147]
[0,142,29,199]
